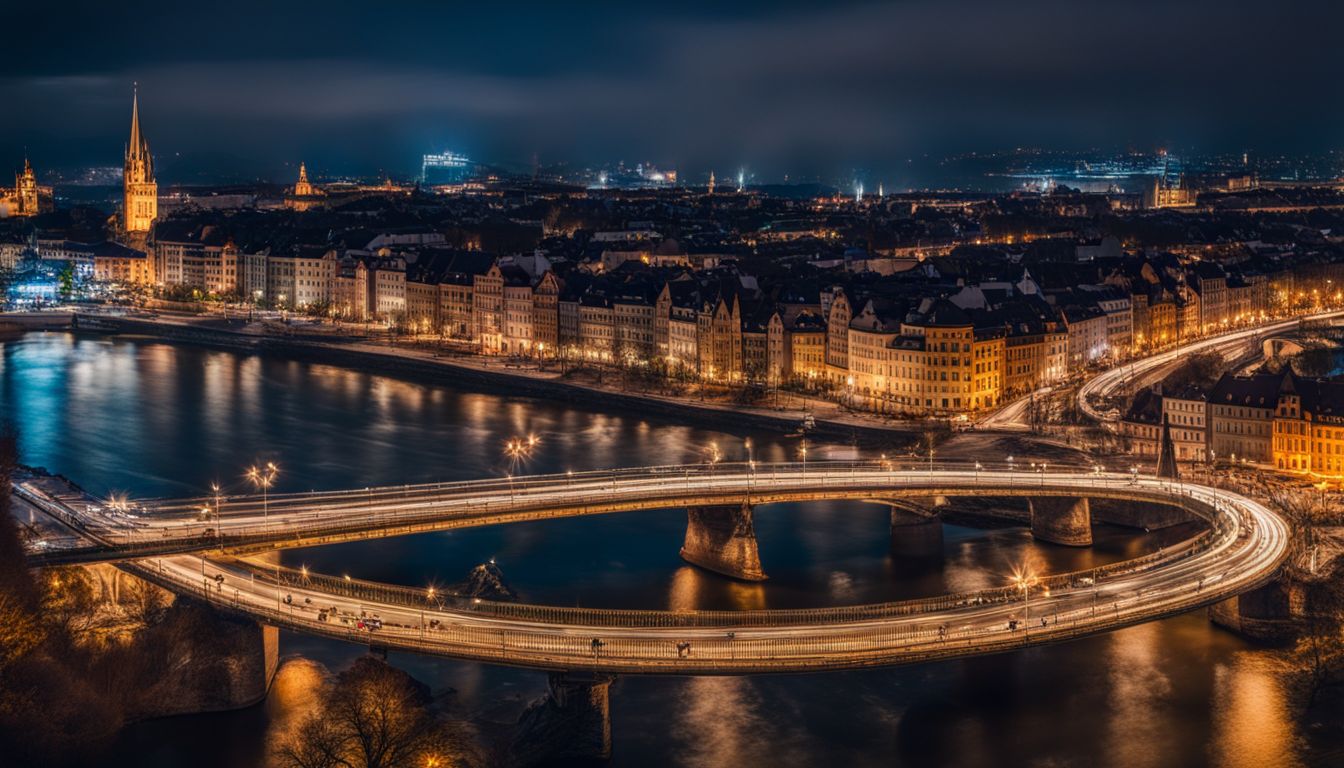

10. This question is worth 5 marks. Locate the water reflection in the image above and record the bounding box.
[2,334,1316,768]
[1106,622,1173,768]
[261,659,330,756]
[1211,654,1298,768]
[671,677,809,768]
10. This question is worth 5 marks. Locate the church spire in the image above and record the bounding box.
[129,83,142,157]
[123,83,157,235]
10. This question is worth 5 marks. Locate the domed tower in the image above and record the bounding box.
[123,85,158,234]
[294,162,315,196]
[14,156,38,216]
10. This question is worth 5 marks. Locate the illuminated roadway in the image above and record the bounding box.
[20,463,1291,674]
[1076,308,1344,426]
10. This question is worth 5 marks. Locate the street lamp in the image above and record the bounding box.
[210,482,222,544]
[246,462,279,528]
[1012,567,1038,635]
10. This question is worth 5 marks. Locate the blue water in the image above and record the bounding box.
[1,333,1315,768]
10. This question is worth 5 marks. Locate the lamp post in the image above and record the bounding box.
[211,482,222,544]
[246,462,279,529]
[246,462,280,613]
[1012,569,1037,637]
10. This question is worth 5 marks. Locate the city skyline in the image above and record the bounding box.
[6,1,1344,181]
[6,5,1344,767]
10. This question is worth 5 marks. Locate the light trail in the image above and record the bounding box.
[19,464,1291,674]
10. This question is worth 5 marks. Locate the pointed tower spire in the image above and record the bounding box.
[129,82,142,157]
[1157,415,1180,480]
[123,82,157,235]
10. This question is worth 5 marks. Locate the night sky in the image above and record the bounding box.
[4,0,1342,181]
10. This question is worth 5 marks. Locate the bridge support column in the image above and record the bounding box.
[889,503,944,571]
[1029,497,1092,546]
[1208,579,1298,641]
[680,502,767,581]
[509,672,614,767]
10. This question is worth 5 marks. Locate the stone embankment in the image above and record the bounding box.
[75,562,280,719]
[55,312,926,443]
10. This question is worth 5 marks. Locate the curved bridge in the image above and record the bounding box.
[23,464,1290,674]
[1261,336,1307,360]
[1076,308,1344,425]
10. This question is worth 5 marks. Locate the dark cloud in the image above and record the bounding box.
[3,0,1341,180]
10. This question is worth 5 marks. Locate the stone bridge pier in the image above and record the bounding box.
[680,502,766,581]
[1208,579,1299,640]
[509,672,614,767]
[1029,496,1092,546]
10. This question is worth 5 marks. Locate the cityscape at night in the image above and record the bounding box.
[4,2,1344,767]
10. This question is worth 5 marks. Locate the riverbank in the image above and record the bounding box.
[37,311,937,445]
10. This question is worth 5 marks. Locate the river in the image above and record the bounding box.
[0,332,1322,767]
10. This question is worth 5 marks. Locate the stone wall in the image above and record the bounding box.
[680,503,767,581]
[77,564,280,721]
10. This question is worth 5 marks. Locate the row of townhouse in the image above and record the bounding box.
[1108,256,1276,352]
[139,221,1334,419]
[31,238,151,284]
[1121,368,1344,477]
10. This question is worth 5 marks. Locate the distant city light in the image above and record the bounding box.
[421,151,472,184]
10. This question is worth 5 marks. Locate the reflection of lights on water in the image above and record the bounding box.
[1211,656,1295,768]
[672,677,798,768]
[667,566,702,612]
[1105,622,1171,768]
[667,566,766,612]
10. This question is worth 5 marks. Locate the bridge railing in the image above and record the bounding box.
[27,464,1219,566]
[235,503,1218,631]
[141,458,1119,513]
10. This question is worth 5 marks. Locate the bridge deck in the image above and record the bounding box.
[20,465,1290,674]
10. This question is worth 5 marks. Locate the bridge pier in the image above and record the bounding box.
[1208,579,1299,641]
[680,502,767,581]
[509,672,614,767]
[888,503,944,572]
[1029,497,1092,546]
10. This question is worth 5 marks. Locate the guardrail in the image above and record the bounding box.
[86,467,1290,674]
[26,462,1205,564]
[246,516,1214,631]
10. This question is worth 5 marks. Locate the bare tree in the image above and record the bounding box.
[124,577,168,627]
[1273,490,1344,707]
[39,566,98,638]
[275,657,456,768]
[0,588,43,674]
[0,425,43,673]
[274,714,347,768]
